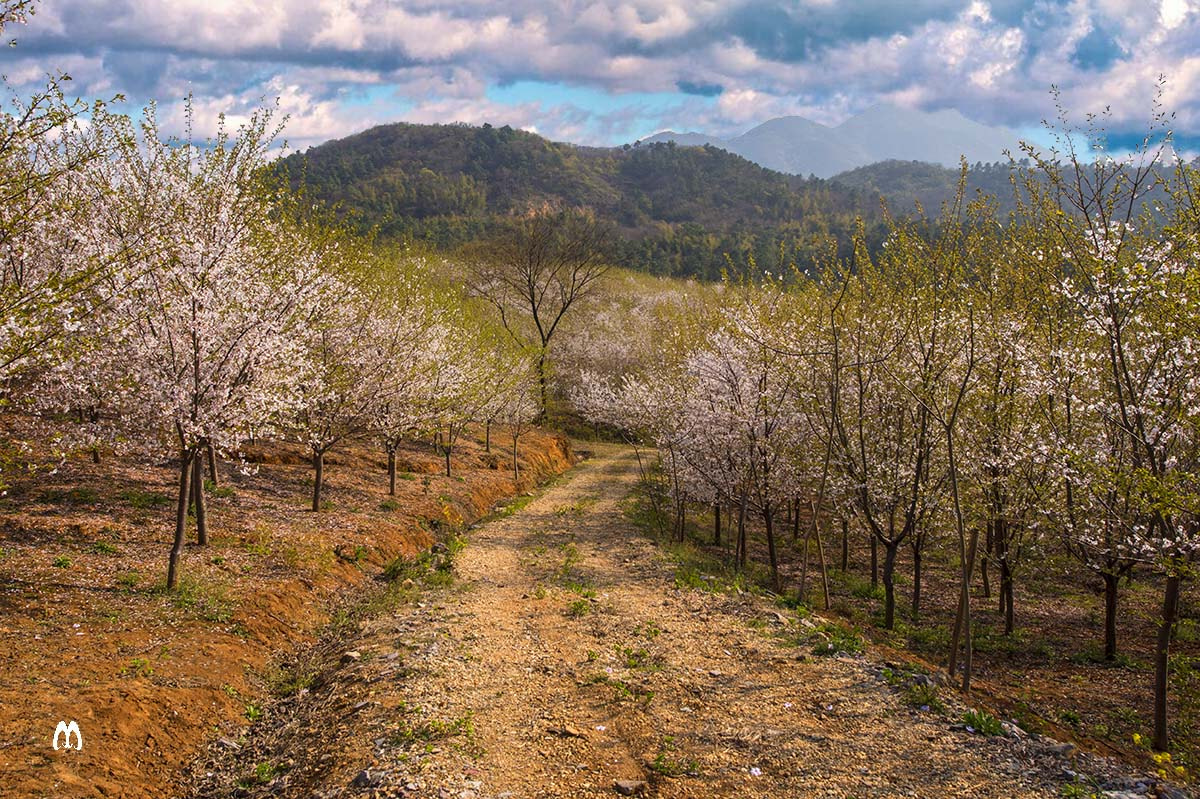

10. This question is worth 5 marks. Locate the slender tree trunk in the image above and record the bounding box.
[813,509,831,611]
[192,455,208,546]
[1153,573,1181,751]
[1000,557,1015,635]
[1103,571,1120,661]
[981,520,992,598]
[882,540,898,629]
[312,448,325,512]
[536,350,548,422]
[444,441,452,478]
[840,517,849,573]
[870,534,878,588]
[167,450,194,590]
[511,435,519,483]
[206,442,218,487]
[388,448,397,495]
[764,503,780,592]
[736,495,747,570]
[911,546,922,622]
[485,420,491,453]
[713,503,721,546]
[91,447,100,464]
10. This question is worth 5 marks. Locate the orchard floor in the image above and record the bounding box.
[0,424,573,799]
[186,444,1160,799]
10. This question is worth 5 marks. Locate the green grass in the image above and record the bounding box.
[566,599,591,617]
[163,574,234,622]
[40,487,101,505]
[119,488,172,509]
[52,555,71,568]
[809,621,864,656]
[961,709,1004,736]
[89,540,121,555]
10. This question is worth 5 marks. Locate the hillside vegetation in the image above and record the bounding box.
[281,123,882,280]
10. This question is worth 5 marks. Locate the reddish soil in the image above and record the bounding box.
[709,502,1200,789]
[0,420,573,799]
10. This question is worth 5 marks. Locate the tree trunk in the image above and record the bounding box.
[911,546,922,622]
[167,450,194,590]
[206,442,218,487]
[192,455,208,546]
[713,503,721,546]
[882,540,898,629]
[1153,573,1181,751]
[870,534,878,588]
[736,495,747,570]
[1103,571,1119,661]
[981,520,992,598]
[485,420,491,453]
[1000,557,1015,635]
[536,350,549,422]
[813,508,831,611]
[511,435,519,483]
[840,518,849,573]
[444,442,452,478]
[91,447,100,464]
[311,449,325,512]
[764,503,780,592]
[388,448,397,495]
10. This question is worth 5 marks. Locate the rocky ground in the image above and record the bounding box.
[184,444,1189,799]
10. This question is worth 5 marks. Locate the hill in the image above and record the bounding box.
[829,159,1028,216]
[641,104,1023,179]
[280,122,882,280]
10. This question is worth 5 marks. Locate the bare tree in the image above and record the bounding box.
[469,205,611,419]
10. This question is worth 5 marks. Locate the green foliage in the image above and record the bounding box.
[204,480,235,499]
[41,487,100,505]
[280,123,885,281]
[119,488,172,509]
[961,709,1004,736]
[810,622,864,656]
[244,702,264,722]
[89,540,120,555]
[164,574,234,622]
[52,555,71,568]
[116,570,140,591]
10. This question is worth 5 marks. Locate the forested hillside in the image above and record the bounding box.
[280,123,883,279]
[830,159,1027,215]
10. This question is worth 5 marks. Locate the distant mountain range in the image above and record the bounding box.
[640,105,1024,178]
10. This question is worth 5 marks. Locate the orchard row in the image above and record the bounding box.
[575,139,1200,751]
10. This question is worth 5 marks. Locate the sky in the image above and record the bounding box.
[5,0,1199,155]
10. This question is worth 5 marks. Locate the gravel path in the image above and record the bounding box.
[189,445,1154,799]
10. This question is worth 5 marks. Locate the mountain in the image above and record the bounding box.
[279,122,884,280]
[640,104,1023,178]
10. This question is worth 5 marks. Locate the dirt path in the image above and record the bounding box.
[189,445,1117,798]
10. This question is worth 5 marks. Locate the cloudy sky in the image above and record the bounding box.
[6,0,1199,153]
